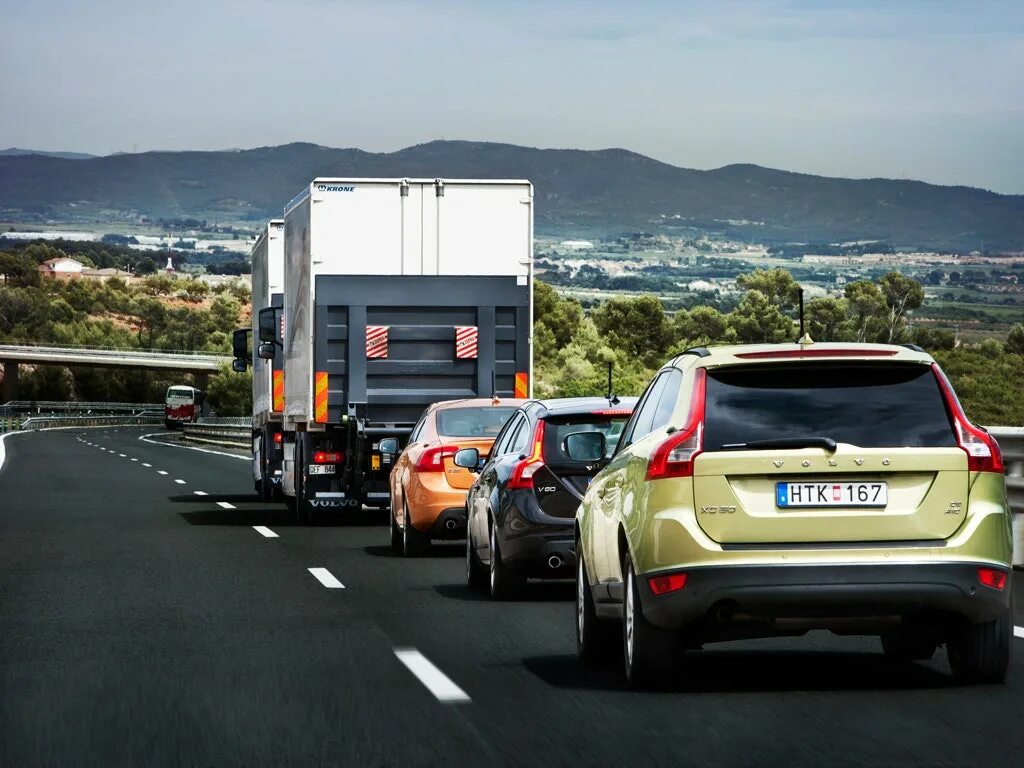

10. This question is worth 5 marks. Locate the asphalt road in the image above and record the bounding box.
[2,427,1023,767]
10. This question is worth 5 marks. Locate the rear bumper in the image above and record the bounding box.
[499,493,576,576]
[638,561,1013,630]
[429,507,468,539]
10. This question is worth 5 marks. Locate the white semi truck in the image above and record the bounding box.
[256,178,534,522]
[232,219,286,500]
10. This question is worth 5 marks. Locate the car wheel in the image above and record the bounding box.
[489,521,523,600]
[402,500,430,557]
[622,553,677,687]
[576,553,617,665]
[947,608,1012,684]
[881,631,937,663]
[466,519,486,589]
[389,500,402,554]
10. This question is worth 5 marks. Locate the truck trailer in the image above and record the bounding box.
[235,219,286,500]
[259,178,533,522]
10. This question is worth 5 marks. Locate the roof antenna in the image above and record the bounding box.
[491,370,500,404]
[797,286,813,346]
[606,361,621,406]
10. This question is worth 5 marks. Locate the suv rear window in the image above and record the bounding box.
[436,407,517,438]
[702,364,957,450]
[543,416,630,464]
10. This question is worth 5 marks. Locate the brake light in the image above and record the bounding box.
[978,567,1007,590]
[648,573,688,595]
[646,369,706,481]
[932,364,1004,473]
[508,421,546,490]
[415,444,459,472]
[734,348,898,360]
[313,451,343,464]
[273,432,283,445]
[591,409,634,417]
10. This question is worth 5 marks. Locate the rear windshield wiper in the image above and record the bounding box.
[719,437,838,453]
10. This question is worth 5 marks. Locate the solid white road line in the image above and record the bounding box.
[194,491,208,496]
[174,479,186,485]
[0,432,16,472]
[1014,626,1024,639]
[253,526,279,538]
[393,649,471,704]
[216,501,235,509]
[142,463,152,467]
[308,568,345,589]
[138,433,248,461]
[157,471,168,475]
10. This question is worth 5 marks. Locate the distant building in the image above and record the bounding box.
[559,240,594,251]
[81,267,134,283]
[38,256,85,280]
[165,255,175,272]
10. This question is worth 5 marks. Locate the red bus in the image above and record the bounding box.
[164,385,204,429]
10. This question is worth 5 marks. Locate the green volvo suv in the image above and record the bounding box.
[573,342,1012,687]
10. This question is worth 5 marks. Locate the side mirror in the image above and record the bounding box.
[231,358,247,373]
[258,307,279,344]
[564,431,607,463]
[453,447,481,470]
[231,328,250,360]
[378,437,400,455]
[257,342,275,360]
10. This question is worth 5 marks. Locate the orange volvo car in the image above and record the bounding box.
[388,398,524,556]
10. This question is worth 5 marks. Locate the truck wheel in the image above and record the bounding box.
[577,553,617,665]
[881,632,937,663]
[623,554,677,688]
[402,500,429,556]
[948,609,1012,684]
[466,523,486,590]
[389,504,402,554]
[488,523,523,600]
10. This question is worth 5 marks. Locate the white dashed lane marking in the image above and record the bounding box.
[142,463,152,467]
[308,568,345,589]
[130,458,138,462]
[174,479,186,485]
[216,501,235,509]
[157,471,168,475]
[118,454,126,457]
[253,526,279,538]
[194,491,208,496]
[393,649,471,704]
[1015,626,1024,640]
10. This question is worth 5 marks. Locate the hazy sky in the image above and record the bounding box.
[2,0,1022,193]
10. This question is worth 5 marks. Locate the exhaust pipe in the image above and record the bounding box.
[547,554,563,569]
[445,519,457,531]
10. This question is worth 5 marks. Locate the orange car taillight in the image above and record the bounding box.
[932,364,1004,473]
[646,369,706,481]
[415,445,459,472]
[508,421,547,490]
[313,451,344,464]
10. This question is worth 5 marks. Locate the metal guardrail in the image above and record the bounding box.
[182,420,250,449]
[19,414,164,431]
[1,400,163,415]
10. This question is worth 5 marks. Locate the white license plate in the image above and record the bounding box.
[309,464,336,475]
[776,481,887,508]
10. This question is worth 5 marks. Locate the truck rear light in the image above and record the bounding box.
[648,573,688,595]
[273,432,283,445]
[932,364,1004,473]
[977,567,1007,590]
[313,451,344,464]
[646,369,706,481]
[416,444,459,472]
[508,421,547,490]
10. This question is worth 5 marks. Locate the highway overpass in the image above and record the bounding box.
[0,343,232,399]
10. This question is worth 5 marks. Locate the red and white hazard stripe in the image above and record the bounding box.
[455,326,478,359]
[366,326,389,358]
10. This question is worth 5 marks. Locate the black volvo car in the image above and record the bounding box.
[459,397,637,600]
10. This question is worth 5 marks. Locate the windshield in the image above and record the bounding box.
[166,387,196,402]
[702,364,957,451]
[436,407,517,438]
[543,416,630,463]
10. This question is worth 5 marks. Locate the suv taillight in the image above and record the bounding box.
[415,444,459,472]
[932,364,1004,474]
[508,421,547,490]
[646,369,706,481]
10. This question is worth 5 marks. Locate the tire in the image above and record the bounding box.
[881,631,937,663]
[295,442,315,525]
[622,554,677,687]
[948,609,1012,684]
[402,500,430,557]
[164,420,175,430]
[389,499,403,554]
[466,521,486,589]
[489,521,523,600]
[576,552,617,665]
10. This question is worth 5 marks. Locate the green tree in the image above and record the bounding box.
[205,364,252,416]
[804,297,848,342]
[675,306,730,346]
[736,268,801,309]
[182,280,210,303]
[534,280,583,348]
[1007,324,1024,355]
[210,296,241,335]
[591,295,673,367]
[844,280,886,342]
[877,271,925,343]
[0,252,41,287]
[728,291,794,343]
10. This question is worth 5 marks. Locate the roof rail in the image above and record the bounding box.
[681,347,711,358]
[900,343,926,352]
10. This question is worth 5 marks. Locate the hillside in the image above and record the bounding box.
[1,141,1023,250]
[0,147,95,160]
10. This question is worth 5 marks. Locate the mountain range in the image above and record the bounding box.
[1,141,1021,251]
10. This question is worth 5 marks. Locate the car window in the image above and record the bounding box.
[649,368,683,432]
[702,363,958,450]
[621,372,669,447]
[493,414,525,456]
[436,407,518,438]
[409,413,428,443]
[543,415,632,463]
[509,416,533,455]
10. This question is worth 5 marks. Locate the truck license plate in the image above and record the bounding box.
[776,481,887,508]
[309,464,335,475]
